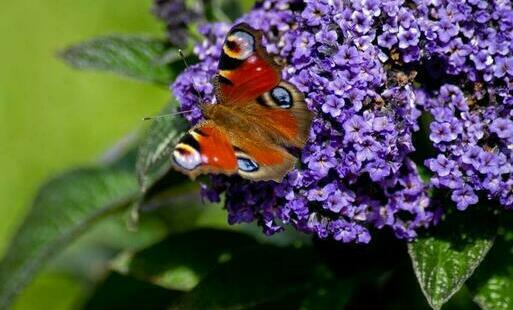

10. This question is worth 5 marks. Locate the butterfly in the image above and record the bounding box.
[171,23,313,182]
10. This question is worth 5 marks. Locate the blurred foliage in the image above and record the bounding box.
[2,0,513,309]
[0,0,167,255]
[0,166,139,307]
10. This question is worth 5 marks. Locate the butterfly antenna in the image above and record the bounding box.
[142,109,195,121]
[178,49,206,105]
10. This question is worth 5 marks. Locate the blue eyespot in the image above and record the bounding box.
[237,157,259,172]
[271,87,292,108]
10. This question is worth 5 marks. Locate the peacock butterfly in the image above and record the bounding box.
[171,23,313,182]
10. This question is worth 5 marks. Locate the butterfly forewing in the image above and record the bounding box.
[214,23,281,105]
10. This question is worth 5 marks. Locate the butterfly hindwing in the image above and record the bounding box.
[172,121,296,182]
[214,23,281,105]
[172,121,238,179]
[249,80,313,148]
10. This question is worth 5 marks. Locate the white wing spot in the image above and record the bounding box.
[173,144,202,170]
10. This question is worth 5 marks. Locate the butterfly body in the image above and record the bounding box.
[172,23,313,182]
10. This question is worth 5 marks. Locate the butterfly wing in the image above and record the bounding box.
[171,121,238,179]
[214,23,281,105]
[171,120,296,182]
[213,23,313,148]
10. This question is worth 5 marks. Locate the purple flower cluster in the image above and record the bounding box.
[170,0,513,242]
[422,85,513,209]
[411,0,513,210]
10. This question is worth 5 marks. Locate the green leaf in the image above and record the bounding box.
[171,245,317,309]
[468,232,513,310]
[59,35,173,84]
[408,209,496,310]
[136,103,189,192]
[0,167,139,308]
[83,272,182,310]
[112,229,259,291]
[300,278,354,310]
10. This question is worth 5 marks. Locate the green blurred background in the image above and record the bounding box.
[0,1,168,308]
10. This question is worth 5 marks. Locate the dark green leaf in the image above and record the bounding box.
[112,229,258,291]
[443,286,480,310]
[468,231,513,310]
[312,233,426,309]
[300,278,353,310]
[408,209,496,310]
[171,245,317,309]
[136,103,189,192]
[83,272,182,310]
[0,167,139,308]
[411,112,437,166]
[139,189,211,231]
[59,35,173,84]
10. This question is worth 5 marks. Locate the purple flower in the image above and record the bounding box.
[301,1,329,26]
[437,20,459,43]
[352,11,372,34]
[321,95,343,118]
[469,51,493,71]
[478,151,499,175]
[366,160,391,181]
[325,187,355,213]
[307,186,330,202]
[355,137,379,162]
[429,122,459,143]
[398,27,420,49]
[489,118,513,145]
[494,57,513,78]
[333,45,361,67]
[461,146,482,169]
[343,115,370,143]
[315,26,338,45]
[439,85,468,111]
[451,186,479,210]
[426,155,456,177]
[330,220,371,243]
[377,31,398,49]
